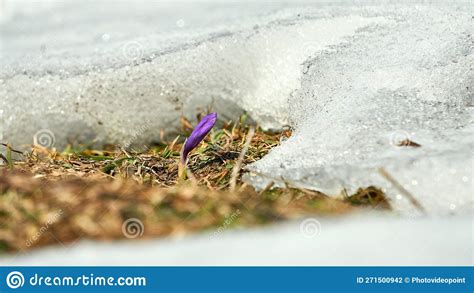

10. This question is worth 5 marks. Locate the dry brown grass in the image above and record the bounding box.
[0,117,390,253]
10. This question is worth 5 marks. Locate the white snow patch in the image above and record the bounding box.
[1,215,472,266]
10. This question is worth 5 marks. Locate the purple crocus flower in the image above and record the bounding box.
[181,112,217,163]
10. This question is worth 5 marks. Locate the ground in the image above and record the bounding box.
[0,115,389,253]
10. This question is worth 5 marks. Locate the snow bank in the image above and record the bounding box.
[245,5,473,216]
[0,1,385,148]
